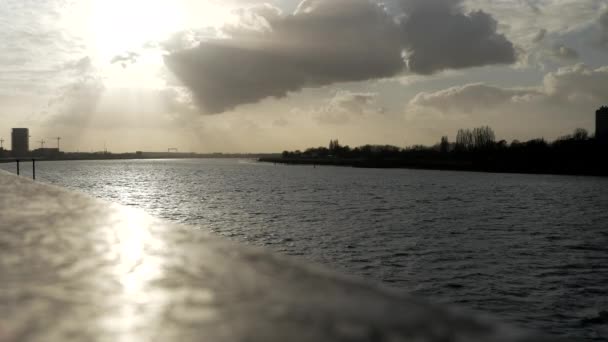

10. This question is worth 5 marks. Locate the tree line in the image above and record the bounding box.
[277,124,607,176]
[284,125,601,158]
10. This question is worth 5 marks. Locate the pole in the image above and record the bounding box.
[32,159,36,180]
[16,160,20,176]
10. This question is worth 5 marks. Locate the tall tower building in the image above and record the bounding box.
[595,106,608,143]
[597,106,608,144]
[11,128,29,157]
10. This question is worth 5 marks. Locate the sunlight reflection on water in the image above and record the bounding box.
[4,158,608,340]
[102,208,168,341]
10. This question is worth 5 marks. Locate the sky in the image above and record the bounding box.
[0,0,607,153]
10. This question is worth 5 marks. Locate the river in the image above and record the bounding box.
[2,158,607,340]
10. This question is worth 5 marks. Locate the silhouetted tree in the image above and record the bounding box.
[440,136,449,153]
[572,128,589,141]
[524,139,548,149]
[329,139,341,154]
[456,129,474,151]
[472,126,496,149]
[277,122,607,175]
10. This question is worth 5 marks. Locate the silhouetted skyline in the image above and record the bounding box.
[269,115,608,176]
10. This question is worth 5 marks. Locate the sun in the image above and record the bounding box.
[89,0,184,60]
[58,0,233,89]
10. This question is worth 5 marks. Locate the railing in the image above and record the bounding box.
[0,158,43,180]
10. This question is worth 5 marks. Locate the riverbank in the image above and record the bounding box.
[0,152,279,163]
[259,157,608,177]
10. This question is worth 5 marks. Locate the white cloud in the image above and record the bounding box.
[406,64,608,139]
[314,90,385,125]
[409,83,538,114]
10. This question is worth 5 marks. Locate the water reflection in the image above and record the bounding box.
[5,159,607,340]
[103,207,168,340]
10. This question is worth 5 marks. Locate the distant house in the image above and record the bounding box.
[597,106,608,143]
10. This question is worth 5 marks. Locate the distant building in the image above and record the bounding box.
[597,106,608,143]
[11,128,29,157]
[33,148,60,158]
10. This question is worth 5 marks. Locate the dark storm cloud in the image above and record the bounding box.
[398,0,516,74]
[165,0,403,114]
[164,0,516,114]
[599,9,608,47]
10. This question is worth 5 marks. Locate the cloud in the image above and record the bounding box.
[533,29,547,43]
[548,44,579,61]
[307,90,385,125]
[409,83,537,113]
[408,63,608,115]
[464,0,603,52]
[527,22,578,64]
[160,28,220,53]
[398,0,516,74]
[273,118,289,127]
[165,0,403,114]
[543,64,608,101]
[528,28,580,66]
[598,8,608,47]
[522,0,542,15]
[111,52,139,68]
[46,76,106,127]
[404,63,608,140]
[164,0,516,114]
[46,85,202,130]
[324,91,384,115]
[60,57,93,72]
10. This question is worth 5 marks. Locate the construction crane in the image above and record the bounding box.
[0,138,4,150]
[47,137,61,150]
[37,140,45,149]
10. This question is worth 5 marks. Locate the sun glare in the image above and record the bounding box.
[90,0,183,60]
[81,1,233,89]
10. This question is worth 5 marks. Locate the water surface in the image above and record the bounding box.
[3,159,607,340]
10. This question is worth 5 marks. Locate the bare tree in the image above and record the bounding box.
[440,136,449,153]
[456,129,474,151]
[472,126,496,149]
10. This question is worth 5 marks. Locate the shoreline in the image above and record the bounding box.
[259,157,608,177]
[0,155,274,164]
[3,156,605,177]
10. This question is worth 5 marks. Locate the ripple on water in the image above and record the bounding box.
[3,159,607,341]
